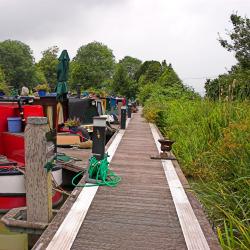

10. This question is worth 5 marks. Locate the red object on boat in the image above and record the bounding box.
[0,103,63,212]
[0,191,63,213]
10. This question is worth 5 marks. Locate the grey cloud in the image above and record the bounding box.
[0,0,249,94]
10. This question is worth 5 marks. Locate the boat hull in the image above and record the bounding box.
[0,168,63,213]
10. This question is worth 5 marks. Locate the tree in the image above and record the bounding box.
[0,40,35,90]
[219,13,250,68]
[33,65,47,85]
[136,60,162,83]
[157,65,182,88]
[71,42,115,89]
[206,14,250,100]
[0,68,10,95]
[119,56,142,80]
[112,56,142,98]
[112,64,129,96]
[37,46,59,89]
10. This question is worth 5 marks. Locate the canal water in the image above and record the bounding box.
[0,221,28,250]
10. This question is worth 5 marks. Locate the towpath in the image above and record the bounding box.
[35,109,220,250]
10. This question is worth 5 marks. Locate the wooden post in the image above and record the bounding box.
[25,117,52,223]
[117,101,122,122]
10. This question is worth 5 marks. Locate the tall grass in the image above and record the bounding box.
[143,99,250,249]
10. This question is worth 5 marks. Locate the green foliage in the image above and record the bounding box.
[112,56,142,99]
[71,42,115,89]
[119,56,142,80]
[207,13,250,100]
[37,46,59,89]
[137,60,162,84]
[33,65,47,85]
[0,68,5,85]
[138,64,199,106]
[205,66,250,100]
[157,65,182,87]
[35,83,50,92]
[219,13,250,69]
[143,100,250,248]
[0,40,35,90]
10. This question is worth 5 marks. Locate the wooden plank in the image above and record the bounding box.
[46,186,98,250]
[149,123,210,250]
[46,120,130,250]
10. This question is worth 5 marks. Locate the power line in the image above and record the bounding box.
[181,76,218,80]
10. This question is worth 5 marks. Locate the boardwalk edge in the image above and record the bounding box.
[149,123,210,250]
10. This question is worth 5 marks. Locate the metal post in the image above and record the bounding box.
[25,117,52,223]
[128,103,132,118]
[76,84,81,98]
[92,116,107,160]
[121,106,127,129]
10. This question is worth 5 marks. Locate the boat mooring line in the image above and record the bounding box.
[45,118,131,250]
[149,123,210,250]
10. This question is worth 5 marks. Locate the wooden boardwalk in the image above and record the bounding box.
[35,110,220,250]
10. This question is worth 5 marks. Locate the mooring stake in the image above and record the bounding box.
[25,117,53,224]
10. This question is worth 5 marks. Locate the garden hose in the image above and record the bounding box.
[72,154,121,187]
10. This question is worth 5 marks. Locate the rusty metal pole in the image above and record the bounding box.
[25,117,53,223]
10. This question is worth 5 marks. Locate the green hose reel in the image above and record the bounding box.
[72,154,121,187]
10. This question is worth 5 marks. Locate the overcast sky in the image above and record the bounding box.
[0,0,249,94]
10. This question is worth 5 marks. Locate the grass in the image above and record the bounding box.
[143,99,250,249]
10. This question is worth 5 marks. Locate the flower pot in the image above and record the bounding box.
[69,126,78,132]
[38,90,46,97]
[0,91,5,96]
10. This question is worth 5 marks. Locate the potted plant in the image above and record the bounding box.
[64,118,81,131]
[36,84,50,97]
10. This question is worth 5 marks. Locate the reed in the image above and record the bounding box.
[143,99,250,249]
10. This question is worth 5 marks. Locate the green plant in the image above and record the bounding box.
[64,118,81,127]
[0,82,10,95]
[143,99,250,248]
[35,83,50,92]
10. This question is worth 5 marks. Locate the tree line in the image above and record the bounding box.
[0,39,190,99]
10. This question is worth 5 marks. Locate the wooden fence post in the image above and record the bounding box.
[25,117,52,223]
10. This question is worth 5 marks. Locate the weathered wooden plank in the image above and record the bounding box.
[25,117,52,223]
[149,123,210,250]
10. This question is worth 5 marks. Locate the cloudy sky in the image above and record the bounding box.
[0,0,249,94]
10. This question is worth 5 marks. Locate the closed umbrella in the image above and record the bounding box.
[55,50,70,101]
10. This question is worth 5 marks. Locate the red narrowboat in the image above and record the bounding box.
[0,98,62,213]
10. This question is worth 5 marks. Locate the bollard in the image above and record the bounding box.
[121,106,127,129]
[127,103,132,118]
[92,116,107,160]
[76,84,81,98]
[25,117,52,223]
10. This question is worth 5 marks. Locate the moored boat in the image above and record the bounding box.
[0,98,63,212]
